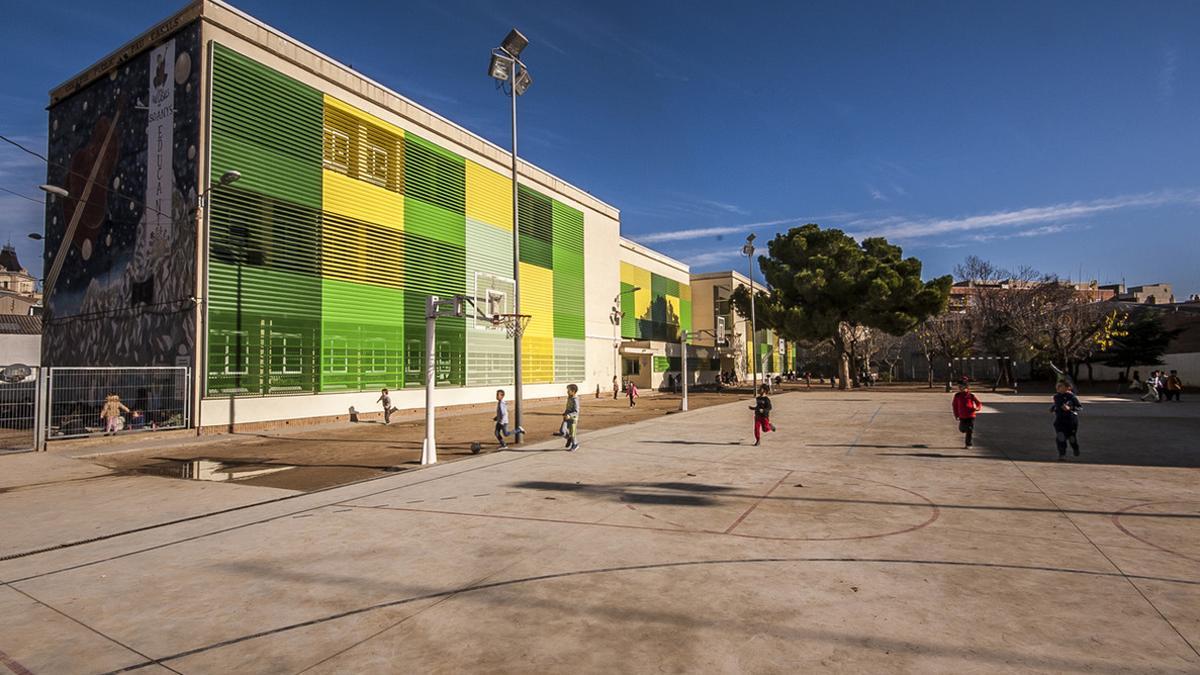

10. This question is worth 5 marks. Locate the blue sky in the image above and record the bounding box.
[2,0,1199,296]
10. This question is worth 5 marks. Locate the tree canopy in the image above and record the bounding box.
[732,224,951,387]
[1101,311,1180,375]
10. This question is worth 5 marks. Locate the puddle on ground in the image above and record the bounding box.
[132,459,296,482]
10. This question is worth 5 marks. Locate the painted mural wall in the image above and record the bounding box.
[619,262,692,342]
[205,45,586,397]
[42,22,202,367]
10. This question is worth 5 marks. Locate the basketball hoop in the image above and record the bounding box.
[492,313,532,339]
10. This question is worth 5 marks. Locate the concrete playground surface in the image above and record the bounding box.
[1,390,1197,673]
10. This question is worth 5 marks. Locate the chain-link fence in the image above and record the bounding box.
[47,367,190,440]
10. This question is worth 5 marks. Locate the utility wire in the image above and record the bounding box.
[0,185,44,204]
[0,132,196,223]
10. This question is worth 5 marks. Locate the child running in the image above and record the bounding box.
[952,379,982,448]
[377,388,397,424]
[749,384,775,446]
[626,381,639,408]
[493,389,523,449]
[562,384,581,451]
[1050,381,1083,460]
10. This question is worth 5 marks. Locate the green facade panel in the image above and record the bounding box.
[404,134,465,215]
[207,262,322,396]
[320,279,404,392]
[518,186,553,269]
[210,44,322,208]
[405,196,466,247]
[551,200,585,341]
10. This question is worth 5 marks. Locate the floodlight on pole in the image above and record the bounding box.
[743,233,758,392]
[27,233,43,241]
[38,184,69,199]
[489,28,533,444]
[501,28,529,58]
[218,170,242,187]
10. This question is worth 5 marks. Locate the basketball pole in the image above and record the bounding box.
[421,295,438,465]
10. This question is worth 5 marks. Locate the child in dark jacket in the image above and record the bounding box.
[749,385,775,446]
[952,380,982,448]
[1050,381,1083,460]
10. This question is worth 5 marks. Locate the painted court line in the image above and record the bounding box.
[725,471,793,534]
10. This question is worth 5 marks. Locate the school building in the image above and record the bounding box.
[37,0,790,431]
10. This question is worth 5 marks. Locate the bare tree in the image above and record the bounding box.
[916,315,976,386]
[861,329,906,382]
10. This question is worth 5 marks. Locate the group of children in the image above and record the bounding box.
[375,375,1097,460]
[953,378,1083,460]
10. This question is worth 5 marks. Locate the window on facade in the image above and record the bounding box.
[269,331,303,375]
[405,339,422,380]
[623,358,641,376]
[436,341,453,383]
[218,330,248,375]
[365,337,387,374]
[323,127,351,173]
[363,141,388,186]
[328,336,349,374]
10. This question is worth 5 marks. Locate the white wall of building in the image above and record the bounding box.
[0,335,40,366]
[1087,353,1200,384]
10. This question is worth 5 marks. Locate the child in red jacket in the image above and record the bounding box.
[952,380,982,448]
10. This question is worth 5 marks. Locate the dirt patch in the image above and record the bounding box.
[92,390,753,492]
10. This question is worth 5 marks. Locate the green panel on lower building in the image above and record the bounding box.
[620,283,636,339]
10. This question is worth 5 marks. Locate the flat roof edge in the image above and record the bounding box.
[45,0,619,219]
[619,238,691,275]
[48,1,202,106]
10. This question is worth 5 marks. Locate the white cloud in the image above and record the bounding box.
[1160,46,1178,101]
[848,190,1199,242]
[698,199,749,215]
[868,186,888,201]
[681,249,744,267]
[630,217,808,244]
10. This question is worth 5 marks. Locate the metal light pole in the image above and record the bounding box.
[490,29,532,443]
[680,329,689,412]
[611,286,640,390]
[743,234,758,392]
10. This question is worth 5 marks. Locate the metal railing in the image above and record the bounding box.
[47,367,190,440]
[0,366,41,453]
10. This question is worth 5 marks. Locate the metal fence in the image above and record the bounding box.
[0,366,41,453]
[47,367,190,440]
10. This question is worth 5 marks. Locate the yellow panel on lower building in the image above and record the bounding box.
[665,295,680,324]
[322,170,404,231]
[466,161,512,230]
[621,262,652,320]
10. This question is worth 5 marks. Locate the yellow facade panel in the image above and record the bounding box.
[519,261,555,383]
[466,161,513,230]
[322,170,404,231]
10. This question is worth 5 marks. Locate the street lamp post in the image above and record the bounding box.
[489,29,532,443]
[610,286,641,390]
[742,234,758,392]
